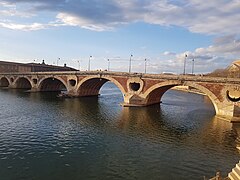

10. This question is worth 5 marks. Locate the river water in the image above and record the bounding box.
[0,82,239,180]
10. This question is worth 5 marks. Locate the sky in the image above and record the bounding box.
[0,0,240,74]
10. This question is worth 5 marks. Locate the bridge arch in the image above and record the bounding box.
[0,77,10,87]
[143,81,221,115]
[76,76,126,97]
[184,82,221,114]
[15,77,32,89]
[38,77,68,92]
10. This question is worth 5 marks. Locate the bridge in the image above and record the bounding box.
[0,71,239,121]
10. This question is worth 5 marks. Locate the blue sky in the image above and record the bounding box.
[0,0,240,74]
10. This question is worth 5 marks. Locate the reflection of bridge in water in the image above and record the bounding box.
[0,71,239,121]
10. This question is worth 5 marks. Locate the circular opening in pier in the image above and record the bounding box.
[10,77,14,83]
[33,79,38,84]
[69,79,76,87]
[130,82,140,91]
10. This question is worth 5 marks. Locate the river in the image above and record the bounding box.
[0,82,239,180]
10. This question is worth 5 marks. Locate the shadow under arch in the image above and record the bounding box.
[38,77,67,92]
[76,76,126,98]
[15,77,32,89]
[142,81,181,106]
[184,81,220,115]
[143,81,220,115]
[0,77,10,87]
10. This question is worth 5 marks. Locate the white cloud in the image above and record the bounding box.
[142,0,240,35]
[162,35,240,73]
[0,1,14,7]
[0,0,239,35]
[0,22,44,30]
[56,13,114,31]
[163,51,176,56]
[0,1,36,18]
[0,1,16,16]
[0,21,65,31]
[192,35,240,57]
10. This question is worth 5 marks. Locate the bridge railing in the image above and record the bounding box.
[0,71,239,84]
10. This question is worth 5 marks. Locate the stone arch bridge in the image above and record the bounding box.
[0,71,239,121]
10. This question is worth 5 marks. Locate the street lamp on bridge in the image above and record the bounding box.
[192,59,195,75]
[183,54,187,75]
[88,56,92,71]
[57,57,60,66]
[144,58,147,74]
[77,60,81,71]
[107,59,110,71]
[129,54,133,73]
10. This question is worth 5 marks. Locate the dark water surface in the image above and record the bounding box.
[0,82,239,180]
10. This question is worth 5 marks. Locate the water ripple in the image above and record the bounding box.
[0,87,239,180]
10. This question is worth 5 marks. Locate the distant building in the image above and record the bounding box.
[227,60,240,78]
[207,60,240,78]
[0,60,77,73]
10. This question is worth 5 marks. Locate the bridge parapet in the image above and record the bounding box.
[1,71,240,83]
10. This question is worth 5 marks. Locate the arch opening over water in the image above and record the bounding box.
[78,78,108,96]
[77,77,124,99]
[144,82,219,115]
[15,77,32,89]
[146,85,176,105]
[39,78,67,92]
[100,81,124,101]
[0,77,10,87]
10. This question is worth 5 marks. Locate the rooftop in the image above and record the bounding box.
[0,60,76,70]
[232,60,240,66]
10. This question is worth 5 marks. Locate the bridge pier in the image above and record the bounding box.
[29,87,40,92]
[217,87,240,122]
[231,103,240,122]
[122,95,148,107]
[217,103,239,122]
[122,94,163,107]
[8,84,17,89]
[234,104,240,117]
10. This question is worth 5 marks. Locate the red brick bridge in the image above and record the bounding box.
[0,71,239,121]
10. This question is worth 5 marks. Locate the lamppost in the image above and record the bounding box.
[77,60,80,71]
[183,54,187,75]
[107,59,110,71]
[57,57,60,66]
[144,58,147,74]
[192,59,195,75]
[32,59,36,72]
[129,54,133,73]
[88,55,92,71]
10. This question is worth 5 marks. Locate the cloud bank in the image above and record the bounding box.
[0,0,240,72]
[0,0,240,35]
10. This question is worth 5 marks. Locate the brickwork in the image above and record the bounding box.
[198,83,225,102]
[112,76,128,92]
[142,79,164,93]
